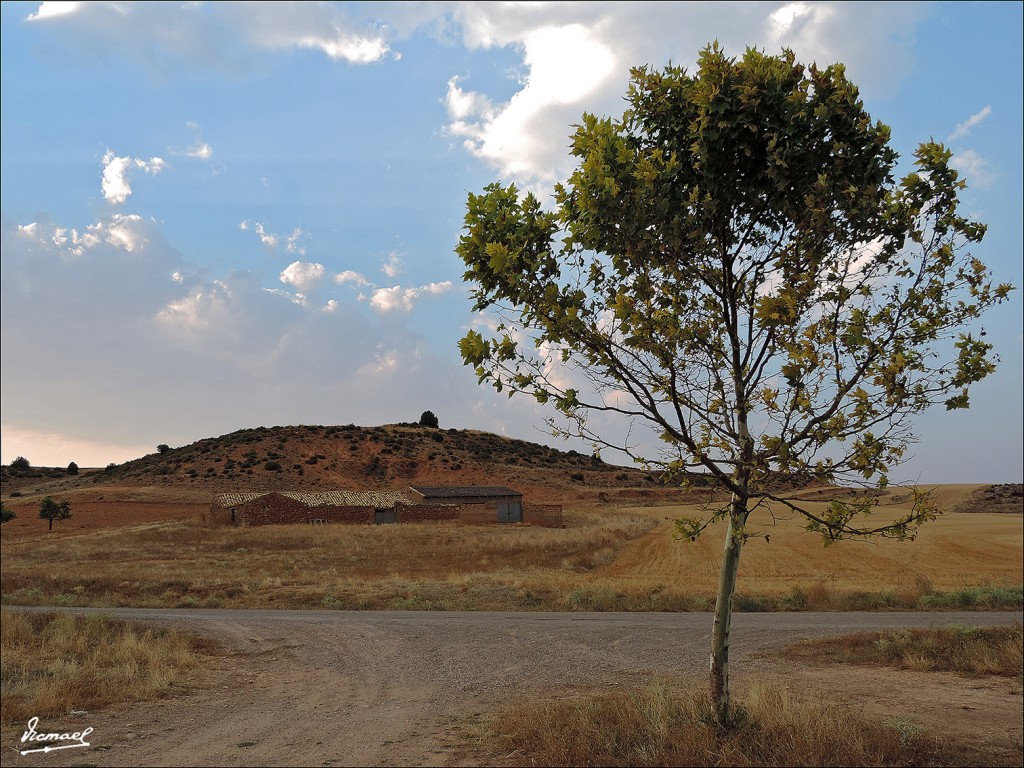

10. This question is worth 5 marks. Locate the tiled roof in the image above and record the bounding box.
[213,490,409,508]
[408,485,522,499]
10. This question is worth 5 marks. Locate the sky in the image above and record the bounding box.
[1,1,1021,484]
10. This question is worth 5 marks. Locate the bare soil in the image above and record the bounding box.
[3,609,1021,767]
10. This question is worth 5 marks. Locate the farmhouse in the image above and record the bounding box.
[209,485,563,528]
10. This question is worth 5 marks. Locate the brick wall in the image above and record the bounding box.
[234,493,375,526]
[394,503,461,523]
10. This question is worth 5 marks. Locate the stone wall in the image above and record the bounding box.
[233,493,375,526]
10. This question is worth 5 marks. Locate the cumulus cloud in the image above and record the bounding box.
[239,221,306,253]
[435,2,925,189]
[16,213,153,256]
[279,260,325,292]
[948,106,992,141]
[25,2,83,22]
[368,281,453,313]
[101,151,166,205]
[335,270,369,286]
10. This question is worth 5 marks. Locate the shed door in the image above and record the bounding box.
[497,501,522,523]
[375,509,397,525]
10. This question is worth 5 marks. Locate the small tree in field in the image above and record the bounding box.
[67,461,79,475]
[39,496,72,531]
[418,410,440,428]
[456,45,1012,724]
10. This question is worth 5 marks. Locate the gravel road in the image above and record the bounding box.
[5,608,1022,767]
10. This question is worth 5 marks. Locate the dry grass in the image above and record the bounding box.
[0,609,218,724]
[489,679,957,767]
[1,496,1020,611]
[781,623,1024,678]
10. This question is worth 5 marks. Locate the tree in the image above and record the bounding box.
[10,456,30,470]
[38,496,72,531]
[418,410,440,428]
[157,444,170,454]
[1,502,14,524]
[456,44,1013,725]
[66,461,79,475]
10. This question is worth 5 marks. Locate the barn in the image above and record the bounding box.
[408,485,524,522]
[209,490,410,527]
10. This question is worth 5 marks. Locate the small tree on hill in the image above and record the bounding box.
[67,461,79,475]
[418,410,440,428]
[39,496,72,531]
[157,444,170,454]
[11,456,30,470]
[456,44,1013,725]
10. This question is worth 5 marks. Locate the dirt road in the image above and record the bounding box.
[4,609,1022,767]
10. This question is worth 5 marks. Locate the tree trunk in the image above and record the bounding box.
[710,493,747,725]
[47,516,53,531]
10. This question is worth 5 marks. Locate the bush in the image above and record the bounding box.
[418,410,440,428]
[66,462,79,475]
[264,461,282,471]
[1,503,15,524]
[157,444,170,454]
[10,456,30,470]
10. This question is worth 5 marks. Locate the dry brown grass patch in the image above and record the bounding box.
[490,679,956,766]
[781,623,1024,678]
[0,609,218,724]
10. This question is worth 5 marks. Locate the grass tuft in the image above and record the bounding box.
[780,623,1023,678]
[491,679,954,766]
[0,609,218,724]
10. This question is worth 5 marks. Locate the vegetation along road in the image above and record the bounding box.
[5,607,1022,767]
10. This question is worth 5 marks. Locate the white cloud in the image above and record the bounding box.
[381,253,404,278]
[368,281,452,313]
[948,106,992,141]
[279,260,325,292]
[434,2,925,188]
[17,213,153,255]
[950,149,996,187]
[101,151,166,205]
[25,2,83,22]
[22,1,390,68]
[335,270,369,286]
[240,221,305,253]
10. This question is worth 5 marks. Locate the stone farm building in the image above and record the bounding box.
[210,486,562,528]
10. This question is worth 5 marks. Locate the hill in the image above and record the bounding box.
[0,423,662,503]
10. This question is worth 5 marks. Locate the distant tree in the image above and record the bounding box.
[10,456,30,470]
[157,444,170,454]
[1,502,15,524]
[418,410,440,428]
[66,461,79,475]
[456,45,1013,725]
[39,496,72,531]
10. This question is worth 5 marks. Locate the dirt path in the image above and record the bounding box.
[4,609,1022,766]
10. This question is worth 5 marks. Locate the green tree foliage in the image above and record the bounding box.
[38,496,72,531]
[157,444,170,454]
[66,461,79,475]
[456,44,1013,724]
[1,502,15,524]
[418,410,440,428]
[10,456,30,470]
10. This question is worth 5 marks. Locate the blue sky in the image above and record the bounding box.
[1,1,1021,483]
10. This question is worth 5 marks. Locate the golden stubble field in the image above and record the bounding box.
[1,484,1020,611]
